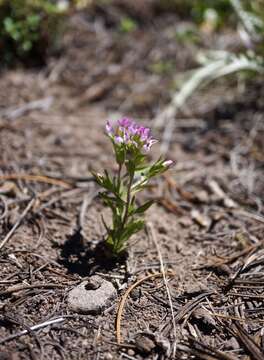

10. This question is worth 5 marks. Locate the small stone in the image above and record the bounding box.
[155,335,171,356]
[130,288,141,300]
[213,264,232,276]
[0,181,17,195]
[158,225,167,234]
[82,339,89,347]
[223,197,237,208]
[191,209,211,228]
[184,284,208,296]
[179,217,192,228]
[85,276,102,290]
[225,336,240,350]
[135,333,156,354]
[127,349,135,356]
[195,190,209,203]
[192,308,216,331]
[68,275,117,314]
[103,353,113,360]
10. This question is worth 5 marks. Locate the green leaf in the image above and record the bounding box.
[114,143,126,165]
[27,14,41,28]
[133,200,154,215]
[119,17,137,33]
[126,159,135,176]
[145,157,168,179]
[121,219,145,243]
[99,192,125,210]
[22,40,32,51]
[134,153,147,169]
[3,17,15,34]
[92,171,121,196]
[106,234,114,247]
[101,215,110,233]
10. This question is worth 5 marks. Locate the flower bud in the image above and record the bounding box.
[163,160,174,167]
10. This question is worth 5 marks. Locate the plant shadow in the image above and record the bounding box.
[58,228,127,277]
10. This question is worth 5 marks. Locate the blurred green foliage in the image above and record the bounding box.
[157,0,232,22]
[158,0,264,31]
[174,24,201,45]
[165,0,264,120]
[159,0,264,54]
[190,0,232,24]
[230,0,264,56]
[1,0,263,67]
[119,17,137,33]
[149,60,175,75]
[0,0,67,66]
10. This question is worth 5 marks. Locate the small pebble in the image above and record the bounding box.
[130,288,141,300]
[103,353,113,360]
[127,349,135,356]
[225,336,240,350]
[135,333,156,354]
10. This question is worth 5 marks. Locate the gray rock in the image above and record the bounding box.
[68,275,117,314]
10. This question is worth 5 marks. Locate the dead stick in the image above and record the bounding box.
[0,317,64,345]
[209,312,264,324]
[0,282,65,296]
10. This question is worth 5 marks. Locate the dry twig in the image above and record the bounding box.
[232,322,264,360]
[0,197,36,251]
[0,282,66,296]
[0,174,71,188]
[0,317,65,345]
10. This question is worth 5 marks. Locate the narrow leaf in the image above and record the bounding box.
[133,200,154,214]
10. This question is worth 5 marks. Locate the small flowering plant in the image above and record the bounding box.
[93,118,173,257]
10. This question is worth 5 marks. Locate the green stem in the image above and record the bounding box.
[122,172,134,229]
[112,169,134,254]
[117,163,122,190]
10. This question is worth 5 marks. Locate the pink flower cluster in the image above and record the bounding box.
[106,118,157,151]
